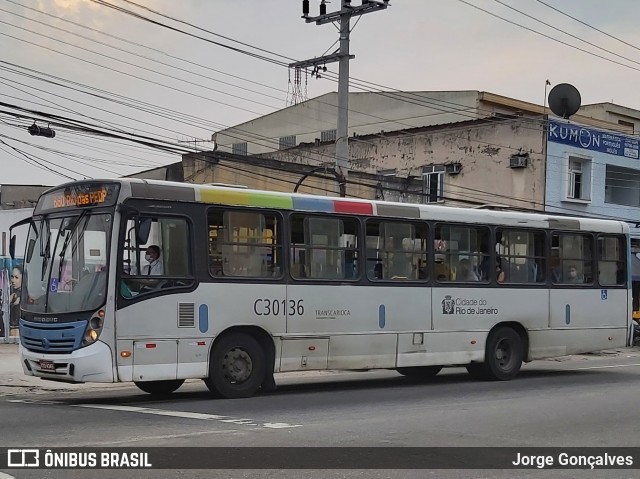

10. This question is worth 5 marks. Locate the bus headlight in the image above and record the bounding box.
[83,311,105,346]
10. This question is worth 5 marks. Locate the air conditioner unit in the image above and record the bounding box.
[509,155,528,168]
[445,163,462,174]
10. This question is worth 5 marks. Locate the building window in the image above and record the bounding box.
[232,142,247,156]
[605,165,640,206]
[618,119,635,133]
[567,156,591,201]
[279,135,296,150]
[422,165,445,203]
[321,129,337,142]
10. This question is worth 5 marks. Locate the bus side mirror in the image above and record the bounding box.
[9,235,15,259]
[137,218,152,245]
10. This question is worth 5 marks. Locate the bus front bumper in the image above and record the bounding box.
[20,341,115,383]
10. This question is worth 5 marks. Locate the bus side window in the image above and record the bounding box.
[598,235,625,286]
[366,220,428,282]
[495,229,546,284]
[436,224,489,283]
[208,209,283,279]
[552,233,593,285]
[120,216,193,297]
[290,215,359,280]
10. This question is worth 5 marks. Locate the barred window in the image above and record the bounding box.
[321,129,337,142]
[232,142,247,156]
[279,135,296,150]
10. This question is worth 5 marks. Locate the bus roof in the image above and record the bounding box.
[44,178,629,234]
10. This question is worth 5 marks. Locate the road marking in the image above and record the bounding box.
[7,399,62,405]
[567,362,640,371]
[0,474,16,479]
[73,404,302,429]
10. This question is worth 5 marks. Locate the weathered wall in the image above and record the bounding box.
[260,118,546,209]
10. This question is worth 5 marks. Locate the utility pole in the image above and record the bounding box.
[291,0,390,196]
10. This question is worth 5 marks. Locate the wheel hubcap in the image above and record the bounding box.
[222,347,253,383]
[495,339,512,370]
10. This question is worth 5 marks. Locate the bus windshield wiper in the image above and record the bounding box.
[57,210,89,282]
[40,219,51,281]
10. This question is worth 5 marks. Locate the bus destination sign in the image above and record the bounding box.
[52,188,107,208]
[37,183,120,212]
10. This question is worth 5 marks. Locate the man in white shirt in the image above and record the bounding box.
[143,245,164,276]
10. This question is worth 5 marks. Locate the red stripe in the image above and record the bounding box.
[334,200,373,215]
[145,343,156,349]
[197,341,206,346]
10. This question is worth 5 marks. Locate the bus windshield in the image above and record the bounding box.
[23,212,112,314]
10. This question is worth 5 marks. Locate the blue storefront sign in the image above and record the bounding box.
[548,119,639,159]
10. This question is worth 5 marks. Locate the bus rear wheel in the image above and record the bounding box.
[204,333,266,399]
[134,379,185,395]
[467,327,523,381]
[396,366,443,379]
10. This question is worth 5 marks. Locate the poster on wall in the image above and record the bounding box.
[0,257,23,339]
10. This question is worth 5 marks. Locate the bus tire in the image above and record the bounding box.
[204,333,266,399]
[468,327,523,381]
[134,379,184,395]
[396,366,442,379]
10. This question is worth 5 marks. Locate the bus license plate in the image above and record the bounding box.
[39,360,55,371]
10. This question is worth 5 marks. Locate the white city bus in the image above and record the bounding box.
[11,179,632,398]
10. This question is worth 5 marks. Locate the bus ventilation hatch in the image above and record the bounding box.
[178,303,196,327]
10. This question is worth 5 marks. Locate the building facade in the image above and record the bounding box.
[545,118,640,237]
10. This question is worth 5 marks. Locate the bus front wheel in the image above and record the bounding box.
[467,327,523,381]
[396,366,443,379]
[204,333,266,399]
[134,379,185,395]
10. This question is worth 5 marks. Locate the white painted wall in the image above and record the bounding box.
[215,91,481,155]
[0,208,33,257]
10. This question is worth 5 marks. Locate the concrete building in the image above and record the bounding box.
[214,90,629,157]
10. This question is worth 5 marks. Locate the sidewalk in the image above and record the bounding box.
[0,343,130,395]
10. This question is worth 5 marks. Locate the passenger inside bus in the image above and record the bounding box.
[496,257,506,283]
[457,258,479,282]
[565,265,583,284]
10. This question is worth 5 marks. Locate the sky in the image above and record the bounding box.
[1,0,640,185]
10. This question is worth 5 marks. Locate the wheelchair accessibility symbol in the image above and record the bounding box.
[601,289,608,300]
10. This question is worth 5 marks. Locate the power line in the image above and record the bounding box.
[534,0,640,53]
[456,0,640,74]
[491,0,640,68]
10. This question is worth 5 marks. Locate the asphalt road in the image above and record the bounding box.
[1,350,640,479]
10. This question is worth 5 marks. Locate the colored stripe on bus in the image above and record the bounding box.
[200,189,251,206]
[292,197,334,213]
[249,192,293,209]
[334,200,373,215]
[376,204,420,218]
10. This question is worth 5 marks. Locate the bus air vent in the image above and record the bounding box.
[178,302,196,328]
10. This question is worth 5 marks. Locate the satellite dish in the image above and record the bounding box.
[548,83,581,119]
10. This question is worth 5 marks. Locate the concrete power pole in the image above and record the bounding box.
[291,0,390,197]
